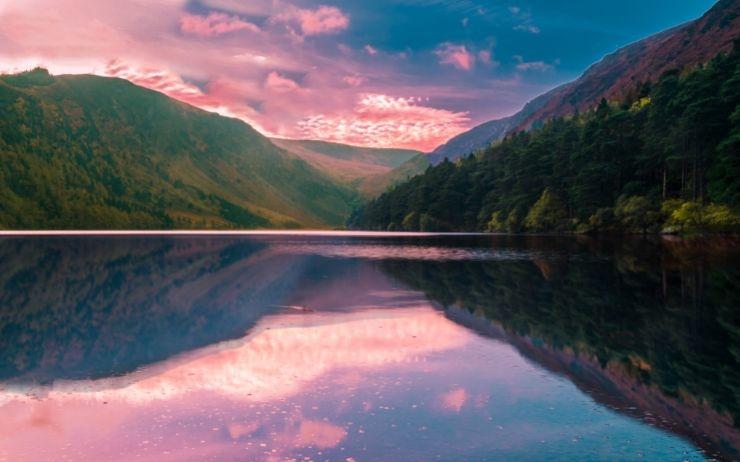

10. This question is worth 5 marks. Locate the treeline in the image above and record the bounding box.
[352,43,740,233]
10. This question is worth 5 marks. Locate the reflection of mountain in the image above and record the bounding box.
[1,307,465,405]
[0,237,325,381]
[379,236,740,460]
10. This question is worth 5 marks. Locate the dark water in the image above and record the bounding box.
[0,233,738,462]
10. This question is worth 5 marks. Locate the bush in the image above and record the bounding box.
[402,212,419,231]
[614,196,661,233]
[584,207,617,233]
[669,201,740,233]
[524,188,569,232]
[486,211,506,232]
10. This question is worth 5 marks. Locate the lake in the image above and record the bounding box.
[0,233,738,461]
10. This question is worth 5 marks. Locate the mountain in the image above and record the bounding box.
[516,0,740,131]
[0,69,356,229]
[269,138,424,197]
[353,45,740,233]
[430,0,740,163]
[428,87,559,164]
[358,153,431,198]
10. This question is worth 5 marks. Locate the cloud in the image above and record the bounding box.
[342,75,367,87]
[104,60,265,131]
[435,43,475,71]
[265,71,301,93]
[515,59,553,72]
[514,24,540,34]
[477,50,499,67]
[0,0,542,151]
[509,6,521,14]
[298,93,470,151]
[273,5,349,36]
[517,62,550,71]
[180,12,260,37]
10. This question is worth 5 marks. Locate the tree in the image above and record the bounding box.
[524,188,569,232]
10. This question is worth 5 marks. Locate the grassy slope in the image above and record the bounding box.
[270,138,425,198]
[0,70,356,229]
[358,154,431,198]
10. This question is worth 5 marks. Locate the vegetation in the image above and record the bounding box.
[0,70,357,229]
[379,236,740,450]
[270,138,424,198]
[353,44,740,233]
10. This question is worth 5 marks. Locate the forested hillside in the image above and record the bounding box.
[0,70,356,229]
[428,0,739,163]
[353,44,740,234]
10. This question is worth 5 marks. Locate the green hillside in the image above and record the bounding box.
[353,45,740,233]
[358,153,430,198]
[270,137,424,198]
[0,69,356,229]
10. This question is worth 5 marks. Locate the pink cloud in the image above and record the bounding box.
[104,60,264,131]
[342,75,366,87]
[298,93,469,151]
[265,71,301,93]
[274,5,349,36]
[364,44,378,56]
[435,43,475,71]
[180,12,260,37]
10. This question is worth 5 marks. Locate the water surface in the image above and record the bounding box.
[0,234,737,461]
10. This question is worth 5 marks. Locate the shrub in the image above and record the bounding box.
[614,196,661,233]
[524,188,569,232]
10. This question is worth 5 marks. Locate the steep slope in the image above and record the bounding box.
[428,87,559,164]
[354,46,740,232]
[270,137,423,197]
[0,69,356,229]
[517,0,740,130]
[358,153,431,198]
[429,0,740,162]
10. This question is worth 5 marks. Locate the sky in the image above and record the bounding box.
[0,0,717,151]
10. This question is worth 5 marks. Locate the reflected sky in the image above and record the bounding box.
[0,306,706,462]
[0,235,736,461]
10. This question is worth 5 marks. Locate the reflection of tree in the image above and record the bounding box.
[0,237,311,381]
[379,237,740,457]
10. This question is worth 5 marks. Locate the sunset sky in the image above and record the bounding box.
[0,0,715,150]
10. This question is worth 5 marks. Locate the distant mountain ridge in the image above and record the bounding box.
[269,138,425,198]
[430,0,740,163]
[428,87,560,164]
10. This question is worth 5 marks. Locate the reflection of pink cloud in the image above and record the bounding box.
[0,307,468,407]
[298,93,469,151]
[180,12,260,37]
[440,387,468,413]
[296,420,347,448]
[435,43,475,71]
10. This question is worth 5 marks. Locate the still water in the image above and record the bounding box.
[0,234,737,461]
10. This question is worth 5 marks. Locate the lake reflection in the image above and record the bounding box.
[0,234,738,461]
